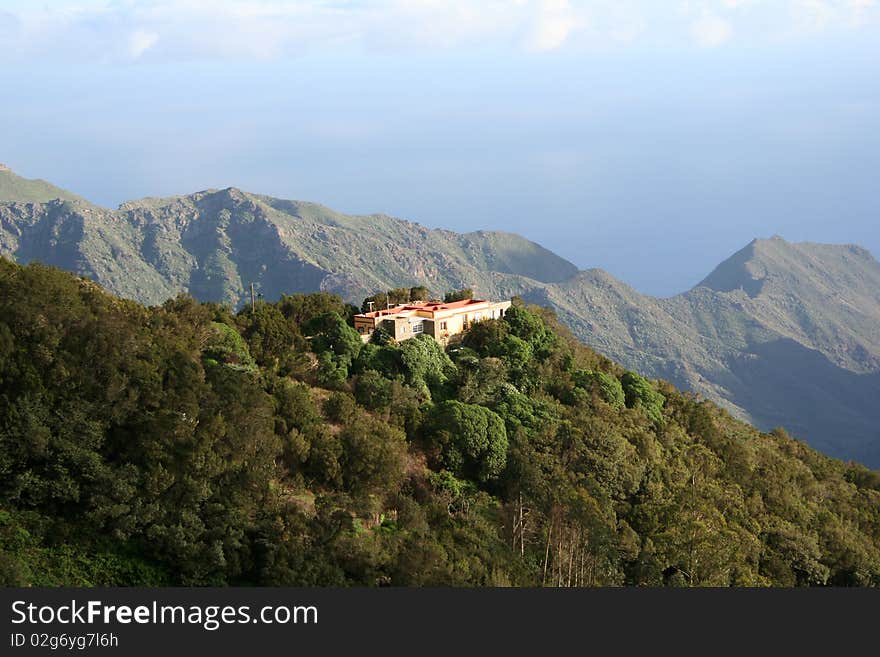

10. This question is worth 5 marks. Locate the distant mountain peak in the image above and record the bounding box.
[696,239,767,297]
[188,187,256,206]
[217,186,246,197]
[696,235,880,300]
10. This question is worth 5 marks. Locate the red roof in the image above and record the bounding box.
[416,299,481,311]
[357,298,486,319]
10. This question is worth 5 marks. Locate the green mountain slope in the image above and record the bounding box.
[2,258,879,587]
[0,171,878,466]
[0,165,88,204]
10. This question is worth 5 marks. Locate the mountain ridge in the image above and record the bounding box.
[0,168,878,466]
[0,166,90,205]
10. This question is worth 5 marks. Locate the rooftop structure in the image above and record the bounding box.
[353,297,512,344]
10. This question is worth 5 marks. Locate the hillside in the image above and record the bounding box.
[696,237,880,372]
[0,170,878,466]
[537,238,880,466]
[1,259,879,587]
[0,165,88,204]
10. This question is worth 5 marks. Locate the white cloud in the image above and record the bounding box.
[524,0,583,52]
[691,14,733,46]
[128,29,159,59]
[2,0,878,62]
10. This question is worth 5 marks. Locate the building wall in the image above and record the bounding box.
[354,316,375,335]
[392,318,408,341]
[354,316,378,343]
[430,302,510,343]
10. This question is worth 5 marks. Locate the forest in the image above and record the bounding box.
[1,261,879,586]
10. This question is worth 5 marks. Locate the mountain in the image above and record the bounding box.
[530,238,880,466]
[2,257,879,586]
[696,237,880,372]
[0,176,575,306]
[0,168,878,466]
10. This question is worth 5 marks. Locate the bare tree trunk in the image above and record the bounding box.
[542,518,553,587]
[566,529,574,587]
[511,501,517,552]
[519,493,525,558]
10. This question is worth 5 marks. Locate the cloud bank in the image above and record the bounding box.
[0,1,877,62]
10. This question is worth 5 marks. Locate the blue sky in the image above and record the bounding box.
[1,1,879,296]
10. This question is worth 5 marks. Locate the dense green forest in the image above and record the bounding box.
[1,260,879,587]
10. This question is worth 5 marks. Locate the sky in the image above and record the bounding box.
[1,1,879,296]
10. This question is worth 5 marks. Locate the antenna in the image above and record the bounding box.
[250,283,256,313]
[367,301,375,313]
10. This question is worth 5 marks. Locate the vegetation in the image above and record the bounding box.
[3,172,880,467]
[361,287,432,312]
[444,288,474,303]
[0,166,88,204]
[1,259,879,586]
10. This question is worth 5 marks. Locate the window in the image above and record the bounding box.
[412,323,423,334]
[440,321,447,330]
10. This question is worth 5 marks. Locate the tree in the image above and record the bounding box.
[308,312,363,382]
[397,334,456,396]
[237,303,299,367]
[456,357,508,405]
[461,318,509,356]
[496,335,533,377]
[324,392,359,425]
[278,292,347,329]
[352,343,400,379]
[369,326,393,346]
[361,288,412,313]
[503,304,554,356]
[409,286,430,302]
[444,288,474,303]
[621,371,665,423]
[340,418,407,497]
[317,351,348,389]
[427,400,508,482]
[354,370,393,411]
[573,370,625,408]
[203,321,257,371]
